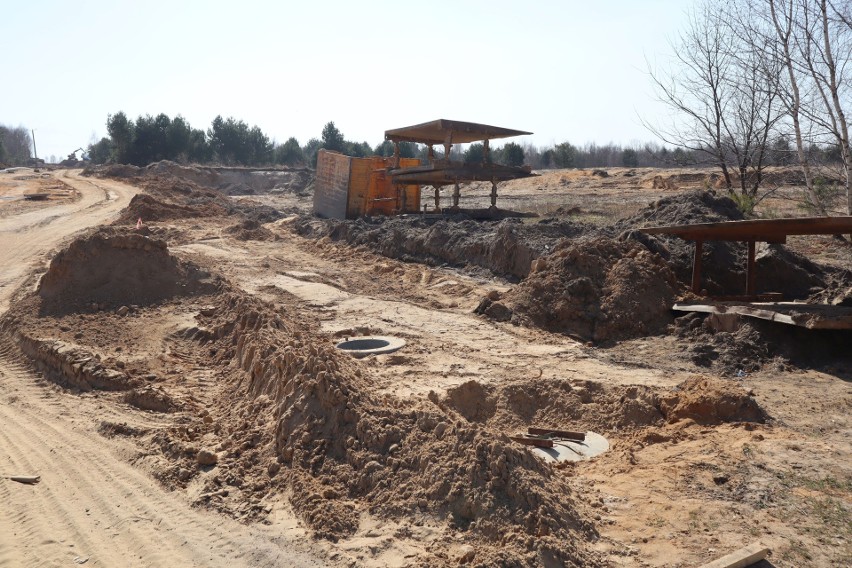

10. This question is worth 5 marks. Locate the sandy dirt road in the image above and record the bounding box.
[0,171,330,567]
[0,170,135,313]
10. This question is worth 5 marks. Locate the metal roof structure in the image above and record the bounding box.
[384,119,532,145]
[381,119,537,212]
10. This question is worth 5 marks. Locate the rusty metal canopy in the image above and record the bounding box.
[388,162,535,186]
[385,119,532,144]
[641,216,852,243]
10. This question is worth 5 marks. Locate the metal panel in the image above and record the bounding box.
[398,157,420,213]
[313,150,351,219]
[347,158,375,218]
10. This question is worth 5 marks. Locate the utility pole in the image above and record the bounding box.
[31,129,38,160]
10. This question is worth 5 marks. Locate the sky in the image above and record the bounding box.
[1,0,693,161]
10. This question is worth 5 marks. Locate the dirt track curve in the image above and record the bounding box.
[0,171,330,567]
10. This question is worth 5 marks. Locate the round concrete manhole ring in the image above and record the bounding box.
[334,336,406,358]
[531,431,609,463]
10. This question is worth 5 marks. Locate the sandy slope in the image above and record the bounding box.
[0,171,330,567]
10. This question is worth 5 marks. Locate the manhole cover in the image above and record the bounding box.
[334,336,405,358]
[531,431,609,463]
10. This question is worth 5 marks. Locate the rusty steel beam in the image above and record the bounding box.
[641,216,852,242]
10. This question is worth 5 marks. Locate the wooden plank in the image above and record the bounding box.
[527,427,586,441]
[510,436,554,448]
[672,302,852,329]
[697,543,769,568]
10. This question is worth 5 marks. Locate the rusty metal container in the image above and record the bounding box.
[313,149,420,219]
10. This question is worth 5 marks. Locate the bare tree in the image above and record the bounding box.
[645,0,783,206]
[763,0,827,213]
[797,0,852,214]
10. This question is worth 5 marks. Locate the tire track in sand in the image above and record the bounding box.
[0,172,331,567]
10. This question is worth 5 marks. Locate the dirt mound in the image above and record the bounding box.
[117,193,226,224]
[86,161,314,196]
[37,227,220,314]
[148,293,602,566]
[621,189,744,228]
[441,375,765,435]
[672,313,774,375]
[480,237,679,342]
[84,163,140,178]
[756,244,837,298]
[295,216,591,279]
[224,219,278,241]
[143,161,314,196]
[659,376,767,425]
[87,162,285,226]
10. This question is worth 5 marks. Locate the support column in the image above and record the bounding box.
[427,144,435,164]
[746,240,756,296]
[490,179,498,208]
[483,139,490,164]
[434,186,440,211]
[452,182,460,207]
[691,240,703,294]
[443,132,453,162]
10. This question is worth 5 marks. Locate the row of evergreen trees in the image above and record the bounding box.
[85,112,845,171]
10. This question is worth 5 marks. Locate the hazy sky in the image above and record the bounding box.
[2,0,692,160]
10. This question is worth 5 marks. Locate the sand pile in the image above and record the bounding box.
[86,162,283,226]
[442,378,663,432]
[86,161,313,196]
[479,237,679,342]
[659,376,767,425]
[440,375,764,434]
[154,293,602,565]
[37,227,219,314]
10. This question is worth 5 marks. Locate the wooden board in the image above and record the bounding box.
[697,543,769,568]
[673,302,852,330]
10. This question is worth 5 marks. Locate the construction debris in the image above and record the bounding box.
[7,475,40,485]
[697,543,770,568]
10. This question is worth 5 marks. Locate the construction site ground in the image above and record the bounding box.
[0,166,849,567]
